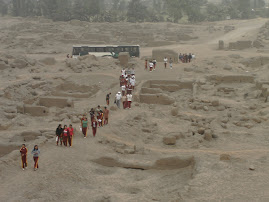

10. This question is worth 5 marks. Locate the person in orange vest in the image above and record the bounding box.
[68,124,74,147]
[62,125,68,146]
[104,107,109,125]
[20,144,27,170]
[145,59,148,70]
[92,118,98,137]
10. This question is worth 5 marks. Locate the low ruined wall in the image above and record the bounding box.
[229,41,252,50]
[141,87,162,94]
[140,93,175,105]
[24,105,49,116]
[150,80,193,91]
[207,75,255,84]
[241,56,269,68]
[39,97,74,108]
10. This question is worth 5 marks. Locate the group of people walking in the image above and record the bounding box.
[20,144,40,171]
[179,53,195,63]
[55,124,74,147]
[116,68,135,109]
[79,105,110,138]
[145,53,196,71]
[145,59,157,72]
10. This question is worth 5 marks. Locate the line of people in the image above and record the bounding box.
[115,68,135,109]
[19,67,136,171]
[20,144,40,171]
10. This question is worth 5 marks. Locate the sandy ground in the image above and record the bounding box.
[1,17,269,201]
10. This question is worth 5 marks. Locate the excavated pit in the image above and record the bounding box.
[92,156,195,171]
[0,144,20,158]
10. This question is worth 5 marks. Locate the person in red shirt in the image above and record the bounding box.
[104,107,109,125]
[92,118,98,137]
[68,124,74,147]
[20,144,27,170]
[62,125,68,146]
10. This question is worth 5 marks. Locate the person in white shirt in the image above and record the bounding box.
[121,85,126,96]
[192,53,195,60]
[130,78,136,90]
[169,58,173,69]
[121,69,125,76]
[126,94,133,109]
[164,57,168,68]
[115,92,122,108]
[149,61,154,72]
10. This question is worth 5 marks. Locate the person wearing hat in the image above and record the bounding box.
[115,92,122,108]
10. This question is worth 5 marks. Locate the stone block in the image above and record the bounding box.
[163,137,177,145]
[118,52,129,67]
[219,40,224,50]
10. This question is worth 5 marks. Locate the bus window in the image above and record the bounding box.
[96,47,104,52]
[106,47,114,52]
[132,47,137,52]
[114,47,120,53]
[73,48,81,55]
[124,47,130,52]
[88,47,95,52]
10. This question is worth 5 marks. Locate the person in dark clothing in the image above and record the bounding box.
[179,53,183,62]
[89,108,95,122]
[188,53,192,63]
[56,124,63,146]
[185,54,188,63]
[106,93,111,106]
